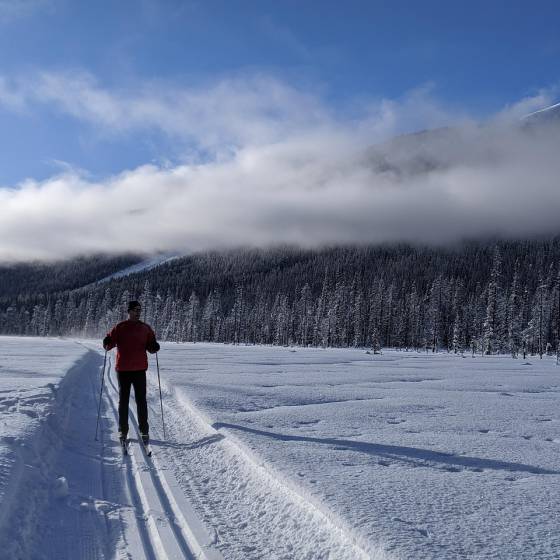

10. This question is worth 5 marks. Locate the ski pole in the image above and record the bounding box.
[95,350,107,441]
[156,352,166,439]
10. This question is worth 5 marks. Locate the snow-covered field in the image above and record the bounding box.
[0,336,558,559]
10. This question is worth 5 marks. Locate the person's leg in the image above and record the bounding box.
[132,370,149,439]
[117,371,133,437]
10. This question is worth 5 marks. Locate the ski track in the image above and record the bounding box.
[0,342,221,560]
[103,352,216,560]
[86,341,222,560]
[0,339,393,560]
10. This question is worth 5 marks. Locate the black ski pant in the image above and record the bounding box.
[117,370,149,436]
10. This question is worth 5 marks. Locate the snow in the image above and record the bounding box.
[91,253,179,285]
[0,336,558,559]
[53,476,69,499]
[0,337,90,558]
[153,344,560,559]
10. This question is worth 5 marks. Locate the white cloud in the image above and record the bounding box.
[0,72,559,261]
[496,88,559,121]
[0,71,459,151]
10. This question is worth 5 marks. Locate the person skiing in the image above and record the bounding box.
[103,300,160,448]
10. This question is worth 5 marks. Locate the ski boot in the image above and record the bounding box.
[141,433,151,456]
[119,432,129,455]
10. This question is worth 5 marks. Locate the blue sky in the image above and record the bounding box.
[0,0,558,186]
[2,0,560,261]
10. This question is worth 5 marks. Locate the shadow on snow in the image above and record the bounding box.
[211,422,559,475]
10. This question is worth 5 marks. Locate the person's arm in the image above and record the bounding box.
[103,326,118,351]
[146,327,160,354]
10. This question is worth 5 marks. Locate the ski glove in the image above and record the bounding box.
[147,340,160,353]
[103,335,113,351]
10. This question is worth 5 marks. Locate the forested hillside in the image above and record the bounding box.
[0,254,142,300]
[1,239,560,358]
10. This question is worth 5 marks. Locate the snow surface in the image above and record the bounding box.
[0,337,559,559]
[150,344,560,559]
[0,337,90,557]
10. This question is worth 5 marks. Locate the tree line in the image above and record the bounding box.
[2,240,560,358]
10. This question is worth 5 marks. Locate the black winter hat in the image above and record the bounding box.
[128,300,141,312]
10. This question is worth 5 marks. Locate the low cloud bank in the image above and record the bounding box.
[0,72,559,261]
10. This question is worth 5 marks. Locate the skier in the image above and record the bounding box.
[103,300,160,450]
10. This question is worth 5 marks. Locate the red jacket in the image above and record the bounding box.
[104,320,159,372]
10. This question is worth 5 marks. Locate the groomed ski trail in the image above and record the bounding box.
[103,352,223,560]
[13,342,223,560]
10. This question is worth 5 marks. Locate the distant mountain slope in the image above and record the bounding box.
[367,100,560,177]
[0,254,143,301]
[523,102,560,124]
[3,239,560,356]
[88,253,180,286]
